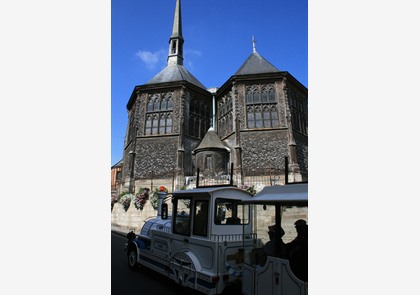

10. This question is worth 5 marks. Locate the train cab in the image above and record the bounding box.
[126,186,254,295]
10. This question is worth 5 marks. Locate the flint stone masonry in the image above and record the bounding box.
[135,137,178,178]
[241,130,288,169]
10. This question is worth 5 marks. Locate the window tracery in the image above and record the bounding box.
[217,93,233,138]
[145,92,173,135]
[245,84,279,129]
[188,98,210,139]
[288,88,308,135]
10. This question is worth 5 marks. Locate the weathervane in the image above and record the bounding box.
[252,35,256,52]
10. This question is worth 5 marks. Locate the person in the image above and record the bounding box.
[285,219,308,281]
[126,230,136,242]
[285,219,307,255]
[194,203,208,236]
[258,224,285,266]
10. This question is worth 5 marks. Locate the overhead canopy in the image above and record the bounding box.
[244,183,308,205]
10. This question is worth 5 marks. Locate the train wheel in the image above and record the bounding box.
[127,248,138,270]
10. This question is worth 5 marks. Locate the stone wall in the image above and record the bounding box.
[111,200,157,234]
[241,130,288,170]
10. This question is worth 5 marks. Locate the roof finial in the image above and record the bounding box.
[252,35,256,53]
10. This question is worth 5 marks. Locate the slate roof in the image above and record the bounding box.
[192,127,230,154]
[111,159,123,169]
[234,51,280,76]
[145,64,206,89]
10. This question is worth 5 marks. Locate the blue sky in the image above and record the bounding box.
[111,0,308,165]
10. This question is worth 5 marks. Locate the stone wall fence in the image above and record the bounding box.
[111,200,157,234]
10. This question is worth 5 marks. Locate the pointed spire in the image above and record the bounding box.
[167,0,184,66]
[171,0,182,38]
[252,36,257,53]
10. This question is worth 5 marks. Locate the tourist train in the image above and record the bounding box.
[125,182,308,295]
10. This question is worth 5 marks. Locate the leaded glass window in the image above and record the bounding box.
[288,88,308,135]
[217,93,233,138]
[188,98,210,139]
[246,84,279,129]
[144,93,173,135]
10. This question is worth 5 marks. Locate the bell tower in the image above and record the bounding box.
[167,0,184,66]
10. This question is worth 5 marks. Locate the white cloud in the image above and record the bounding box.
[185,49,202,57]
[136,49,166,70]
[135,48,202,70]
[184,49,202,70]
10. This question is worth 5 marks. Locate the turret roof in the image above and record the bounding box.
[234,51,280,76]
[145,65,206,89]
[193,128,229,154]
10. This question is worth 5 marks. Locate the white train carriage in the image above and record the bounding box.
[241,183,308,295]
[126,186,255,295]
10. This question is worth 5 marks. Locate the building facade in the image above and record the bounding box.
[119,0,307,193]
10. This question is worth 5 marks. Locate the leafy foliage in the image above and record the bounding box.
[240,183,257,195]
[119,191,134,212]
[150,186,168,210]
[134,188,150,210]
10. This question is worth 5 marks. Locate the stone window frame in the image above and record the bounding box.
[145,93,173,136]
[245,84,279,129]
[217,94,233,138]
[189,98,210,139]
[288,88,308,136]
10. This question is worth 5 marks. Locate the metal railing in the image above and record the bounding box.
[210,233,257,242]
[127,167,307,193]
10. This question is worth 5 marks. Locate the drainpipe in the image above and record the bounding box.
[207,87,218,131]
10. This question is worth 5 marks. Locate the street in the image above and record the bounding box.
[111,231,195,295]
[111,232,242,295]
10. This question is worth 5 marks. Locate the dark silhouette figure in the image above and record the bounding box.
[285,219,308,282]
[259,225,286,266]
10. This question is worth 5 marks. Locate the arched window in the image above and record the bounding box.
[189,98,210,139]
[153,98,160,111]
[253,91,261,103]
[147,98,154,112]
[246,106,255,129]
[145,92,174,135]
[145,114,152,135]
[166,96,173,110]
[217,94,233,138]
[166,113,173,134]
[245,84,279,129]
[288,88,308,135]
[246,92,253,104]
[151,113,159,134]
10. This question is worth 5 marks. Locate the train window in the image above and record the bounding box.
[193,200,209,236]
[214,198,249,225]
[173,198,191,236]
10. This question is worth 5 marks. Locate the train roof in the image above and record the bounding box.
[171,186,253,197]
[244,183,308,205]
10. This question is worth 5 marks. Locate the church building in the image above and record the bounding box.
[120,0,307,193]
